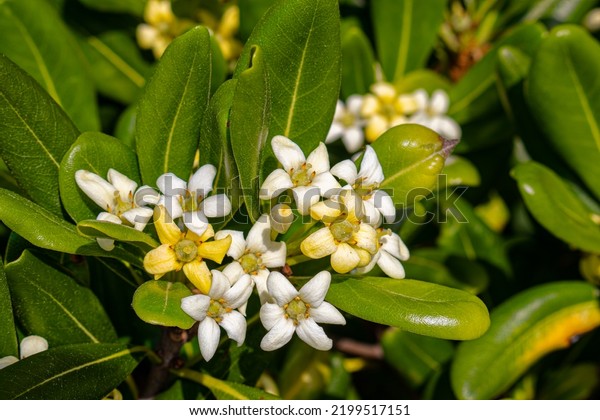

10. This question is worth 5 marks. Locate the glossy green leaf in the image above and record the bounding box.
[0,260,18,358]
[449,23,545,124]
[0,55,79,216]
[136,26,212,185]
[230,46,270,222]
[0,0,99,131]
[372,0,446,82]
[341,24,375,98]
[382,329,454,388]
[235,0,341,154]
[440,156,481,188]
[527,25,600,199]
[5,251,117,346]
[0,343,143,399]
[59,132,141,223]
[77,0,146,16]
[451,281,600,400]
[327,276,490,340]
[199,80,241,220]
[77,31,149,104]
[132,281,195,329]
[77,220,159,251]
[373,124,458,207]
[512,161,600,253]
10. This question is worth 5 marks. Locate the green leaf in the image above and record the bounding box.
[538,363,600,400]
[373,124,458,207]
[341,24,375,98]
[77,31,150,104]
[440,156,481,188]
[235,0,341,154]
[0,188,141,265]
[451,281,600,400]
[0,0,99,131]
[512,161,600,253]
[132,281,195,329]
[136,26,212,185]
[0,343,143,399]
[327,276,490,340]
[77,220,159,251]
[0,260,18,358]
[59,132,141,223]
[5,251,118,346]
[76,0,146,16]
[371,0,446,82]
[173,368,279,400]
[382,329,454,388]
[230,46,270,222]
[0,55,79,216]
[200,80,241,219]
[238,0,275,41]
[396,69,451,94]
[527,25,600,200]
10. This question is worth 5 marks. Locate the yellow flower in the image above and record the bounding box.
[198,5,243,63]
[143,206,232,294]
[300,190,378,274]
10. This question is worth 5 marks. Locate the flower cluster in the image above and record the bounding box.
[327,82,461,152]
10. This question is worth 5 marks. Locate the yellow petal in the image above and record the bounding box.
[219,5,240,38]
[354,247,372,268]
[372,82,397,103]
[330,243,360,274]
[198,235,232,264]
[365,115,388,143]
[154,205,182,245]
[187,224,215,243]
[310,199,341,223]
[300,228,337,259]
[144,244,181,275]
[183,260,211,294]
[353,223,378,254]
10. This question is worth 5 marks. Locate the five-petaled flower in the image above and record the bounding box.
[259,136,340,215]
[260,271,345,351]
[181,270,253,361]
[143,206,232,294]
[355,229,410,279]
[411,89,462,140]
[326,96,366,153]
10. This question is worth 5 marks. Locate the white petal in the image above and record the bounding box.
[220,311,247,345]
[358,146,384,185]
[222,261,245,284]
[372,82,396,102]
[201,194,231,218]
[346,95,364,115]
[271,135,305,172]
[361,94,380,117]
[0,355,18,369]
[267,271,298,306]
[253,269,271,304]
[330,160,358,185]
[19,335,48,359]
[107,169,137,203]
[354,250,380,274]
[432,116,462,140]
[299,271,330,307]
[245,214,271,254]
[260,302,285,330]
[122,207,153,229]
[333,99,345,119]
[188,164,216,195]
[326,122,344,143]
[75,170,117,211]
[371,190,396,224]
[181,294,210,321]
[97,211,121,224]
[136,24,159,49]
[410,111,430,126]
[413,89,429,111]
[162,195,183,220]
[134,185,161,206]
[223,274,253,309]
[182,211,208,236]
[312,172,341,198]
[261,242,287,268]
[306,142,330,174]
[362,199,382,227]
[292,186,320,215]
[381,232,410,261]
[96,238,115,251]
[353,223,378,254]
[296,319,332,351]
[310,302,346,325]
[215,230,246,259]
[342,127,364,154]
[430,90,450,115]
[209,270,231,299]
[377,250,406,279]
[156,172,187,196]
[198,318,221,361]
[259,169,293,200]
[260,317,296,351]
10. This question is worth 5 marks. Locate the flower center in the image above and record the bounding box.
[239,252,261,274]
[352,178,378,198]
[340,111,356,128]
[174,239,198,263]
[180,191,203,213]
[290,163,315,187]
[207,298,231,324]
[284,296,310,326]
[330,219,357,243]
[113,191,135,216]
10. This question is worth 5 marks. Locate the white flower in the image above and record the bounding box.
[268,203,295,234]
[75,169,159,251]
[181,270,253,362]
[330,146,396,227]
[0,335,49,370]
[136,0,190,58]
[410,89,462,140]
[157,164,232,237]
[354,229,410,279]
[326,96,365,153]
[260,271,345,351]
[259,136,341,215]
[215,215,286,305]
